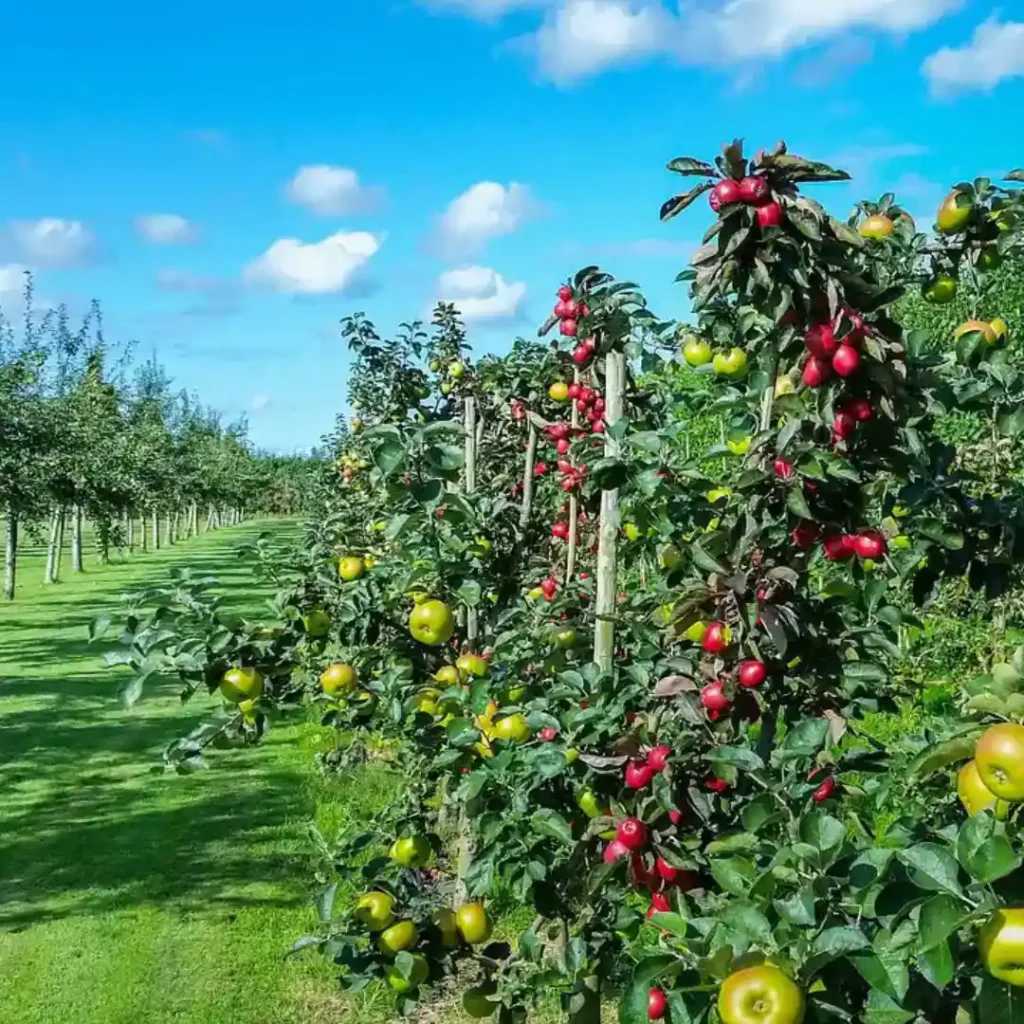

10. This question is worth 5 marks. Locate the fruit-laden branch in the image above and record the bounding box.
[566,366,581,583]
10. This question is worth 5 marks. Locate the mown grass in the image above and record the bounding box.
[0,519,384,1024]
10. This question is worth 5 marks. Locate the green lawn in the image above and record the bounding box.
[0,519,373,1024]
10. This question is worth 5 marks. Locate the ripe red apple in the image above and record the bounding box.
[579,387,596,405]
[802,355,832,388]
[554,300,568,318]
[646,892,671,919]
[701,681,731,714]
[560,318,578,337]
[655,857,684,884]
[648,988,667,1021]
[548,422,570,441]
[854,530,887,560]
[572,345,590,365]
[592,421,605,433]
[647,745,672,772]
[832,344,860,377]
[773,457,794,480]
[556,459,573,475]
[791,521,820,549]
[702,621,731,654]
[756,201,783,228]
[551,522,569,540]
[738,659,767,689]
[603,839,630,863]
[616,818,648,851]
[710,178,742,210]
[556,438,570,455]
[805,323,838,358]
[847,397,873,422]
[558,285,573,302]
[705,775,730,793]
[539,727,558,742]
[738,175,770,204]
[813,776,836,802]
[625,761,655,790]
[833,410,856,441]
[823,533,856,561]
[567,382,581,399]
[583,335,597,351]
[668,809,683,825]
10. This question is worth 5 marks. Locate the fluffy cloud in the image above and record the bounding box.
[437,265,527,320]
[244,230,382,294]
[0,263,29,305]
[436,182,534,257]
[923,18,1024,94]
[436,0,962,83]
[286,164,383,216]
[135,214,199,244]
[8,218,97,268]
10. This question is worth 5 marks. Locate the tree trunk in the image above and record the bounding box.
[4,509,18,600]
[464,396,479,647]
[519,422,539,530]
[71,506,84,573]
[44,508,61,583]
[96,518,110,565]
[566,366,581,583]
[151,509,160,550]
[54,509,65,582]
[594,352,626,672]
[127,515,135,553]
[191,502,199,536]
[139,516,148,553]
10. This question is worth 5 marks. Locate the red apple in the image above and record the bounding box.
[823,534,856,561]
[539,727,558,742]
[705,775,730,793]
[616,818,648,851]
[756,201,783,228]
[709,178,742,211]
[847,397,873,421]
[738,175,770,204]
[572,345,590,365]
[648,988,667,1021]
[647,745,672,772]
[583,335,597,351]
[833,410,856,441]
[655,857,684,884]
[560,318,578,337]
[625,761,655,790]
[773,457,794,480]
[554,300,568,318]
[567,382,581,399]
[603,839,630,863]
[813,777,836,802]
[832,344,860,377]
[791,521,820,549]
[738,659,767,689]
[805,323,838,358]
[701,681,731,714]
[551,522,569,540]
[854,530,887,560]
[646,892,671,919]
[802,355,832,388]
[702,621,731,653]
[668,809,683,825]
[556,438,570,455]
[558,285,573,302]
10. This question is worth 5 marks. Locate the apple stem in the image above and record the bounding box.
[594,350,625,672]
[566,367,581,583]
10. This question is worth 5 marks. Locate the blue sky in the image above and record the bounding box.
[1,1,1022,452]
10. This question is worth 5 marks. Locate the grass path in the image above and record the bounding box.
[0,519,356,1024]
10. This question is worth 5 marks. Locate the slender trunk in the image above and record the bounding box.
[140,515,148,553]
[95,517,110,565]
[206,505,215,531]
[54,510,65,582]
[170,511,179,545]
[594,352,626,672]
[71,506,84,573]
[127,515,135,553]
[4,509,18,600]
[566,367,581,583]
[519,422,539,530]
[191,502,199,536]
[151,509,160,550]
[44,508,60,583]
[464,396,478,648]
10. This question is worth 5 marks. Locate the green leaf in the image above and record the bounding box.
[917,940,954,991]
[850,849,895,890]
[691,540,729,575]
[915,517,964,550]
[908,732,980,779]
[707,746,765,772]
[774,886,816,926]
[531,808,574,845]
[667,157,716,177]
[786,487,812,519]
[810,925,870,958]
[862,988,915,1024]
[370,437,405,476]
[917,894,970,952]
[721,902,772,943]
[710,857,758,895]
[897,844,963,897]
[958,815,1023,883]
[781,717,829,757]
[799,810,846,853]
[661,183,714,221]
[456,578,482,607]
[979,975,1024,1023]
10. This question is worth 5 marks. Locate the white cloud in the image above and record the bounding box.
[251,393,272,412]
[244,230,382,294]
[923,18,1024,94]
[437,265,527,320]
[439,0,962,83]
[286,164,383,216]
[436,182,535,257]
[8,218,97,268]
[532,0,669,83]
[0,263,29,306]
[135,214,199,244]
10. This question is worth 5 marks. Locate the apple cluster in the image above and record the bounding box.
[707,174,783,229]
[552,285,598,366]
